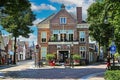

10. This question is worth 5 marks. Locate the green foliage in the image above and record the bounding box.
[0,0,36,64]
[0,0,7,7]
[114,52,120,59]
[87,1,120,57]
[1,0,35,37]
[46,54,55,61]
[73,54,81,60]
[105,70,120,80]
[51,35,56,41]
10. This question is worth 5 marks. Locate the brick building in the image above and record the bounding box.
[37,4,90,63]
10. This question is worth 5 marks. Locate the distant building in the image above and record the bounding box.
[0,32,7,65]
[89,43,98,62]
[37,4,94,63]
[17,40,31,61]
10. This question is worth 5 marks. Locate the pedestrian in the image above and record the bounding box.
[106,55,111,69]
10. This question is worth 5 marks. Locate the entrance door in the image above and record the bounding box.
[59,51,68,63]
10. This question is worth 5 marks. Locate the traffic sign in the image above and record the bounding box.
[110,45,116,54]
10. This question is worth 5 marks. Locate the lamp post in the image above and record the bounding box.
[0,31,2,64]
[70,42,74,68]
[0,41,1,64]
[35,44,40,66]
[104,16,116,67]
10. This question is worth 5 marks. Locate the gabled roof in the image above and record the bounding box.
[50,6,76,23]
[37,4,77,26]
[37,13,56,25]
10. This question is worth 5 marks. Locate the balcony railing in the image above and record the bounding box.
[48,39,79,42]
[48,39,79,45]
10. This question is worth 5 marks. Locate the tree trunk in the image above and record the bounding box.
[98,42,101,61]
[104,44,109,58]
[13,37,17,64]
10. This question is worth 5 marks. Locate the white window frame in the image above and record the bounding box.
[60,17,67,24]
[80,46,86,59]
[41,31,47,43]
[41,47,47,60]
[79,31,86,42]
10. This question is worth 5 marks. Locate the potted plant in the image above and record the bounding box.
[51,35,56,41]
[73,54,81,63]
[46,54,55,66]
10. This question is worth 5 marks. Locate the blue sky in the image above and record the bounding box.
[0,0,95,45]
[31,0,95,24]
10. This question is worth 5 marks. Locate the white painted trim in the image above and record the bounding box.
[48,42,79,45]
[77,24,90,28]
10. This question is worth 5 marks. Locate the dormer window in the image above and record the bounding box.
[60,17,67,24]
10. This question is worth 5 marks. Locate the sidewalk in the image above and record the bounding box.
[0,61,106,80]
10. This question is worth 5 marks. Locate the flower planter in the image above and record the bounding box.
[49,61,55,66]
[74,60,80,63]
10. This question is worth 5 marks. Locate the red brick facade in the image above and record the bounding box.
[37,5,89,63]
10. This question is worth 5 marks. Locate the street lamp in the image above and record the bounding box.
[0,41,1,64]
[104,16,116,67]
[35,44,40,67]
[70,42,74,68]
[0,31,2,64]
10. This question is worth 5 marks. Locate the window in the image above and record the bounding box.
[79,31,86,42]
[60,17,67,24]
[80,46,86,59]
[41,47,47,60]
[69,34,73,41]
[41,32,47,42]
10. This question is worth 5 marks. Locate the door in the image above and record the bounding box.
[59,51,68,63]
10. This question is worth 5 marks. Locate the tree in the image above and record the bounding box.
[101,0,120,54]
[1,0,36,64]
[87,0,120,57]
[87,1,116,57]
[0,0,7,7]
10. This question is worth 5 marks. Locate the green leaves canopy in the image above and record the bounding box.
[1,0,36,38]
[87,2,112,46]
[0,0,36,64]
[87,0,120,55]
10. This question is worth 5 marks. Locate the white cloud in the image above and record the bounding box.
[33,18,45,25]
[31,3,56,11]
[50,0,95,20]
[18,33,37,46]
[50,0,83,7]
[82,0,95,20]
[67,6,76,13]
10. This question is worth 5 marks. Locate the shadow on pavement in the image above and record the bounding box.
[5,67,106,79]
[0,65,17,70]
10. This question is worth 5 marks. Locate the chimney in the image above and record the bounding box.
[77,7,82,24]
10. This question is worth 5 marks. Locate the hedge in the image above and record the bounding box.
[105,70,120,80]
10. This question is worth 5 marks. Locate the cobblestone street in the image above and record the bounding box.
[0,60,106,80]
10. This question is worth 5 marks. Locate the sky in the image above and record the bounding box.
[0,0,95,46]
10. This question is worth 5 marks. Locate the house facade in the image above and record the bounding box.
[0,32,7,65]
[37,4,90,63]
